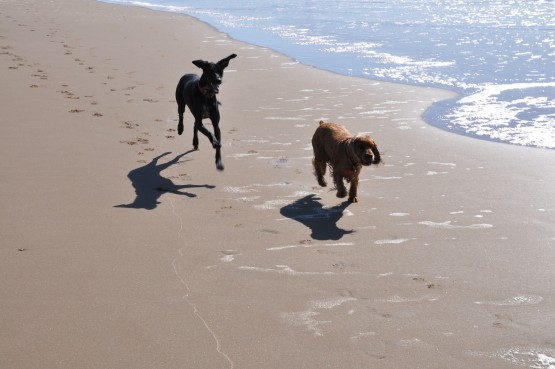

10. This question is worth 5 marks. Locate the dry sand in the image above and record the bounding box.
[1,1,554,368]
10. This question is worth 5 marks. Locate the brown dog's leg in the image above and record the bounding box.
[313,158,327,187]
[348,177,359,203]
[334,173,347,199]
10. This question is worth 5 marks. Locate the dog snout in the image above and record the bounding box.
[362,152,374,165]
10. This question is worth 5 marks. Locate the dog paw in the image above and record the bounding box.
[348,196,358,203]
[212,140,221,149]
[177,123,183,135]
[336,190,347,198]
[216,160,225,171]
[317,178,327,187]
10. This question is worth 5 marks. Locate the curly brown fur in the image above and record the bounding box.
[312,121,381,203]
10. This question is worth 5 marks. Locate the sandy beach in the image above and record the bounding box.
[1,1,554,368]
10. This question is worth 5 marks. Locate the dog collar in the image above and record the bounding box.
[198,82,211,96]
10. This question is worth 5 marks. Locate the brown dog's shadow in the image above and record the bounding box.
[280,194,354,240]
[115,151,214,210]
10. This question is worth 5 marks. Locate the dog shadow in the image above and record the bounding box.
[280,194,354,240]
[115,151,214,210]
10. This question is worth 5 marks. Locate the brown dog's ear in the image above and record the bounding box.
[370,142,382,164]
[217,54,237,69]
[192,59,209,69]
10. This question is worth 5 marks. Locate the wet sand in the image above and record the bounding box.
[1,1,554,368]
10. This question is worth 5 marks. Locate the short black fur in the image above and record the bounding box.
[175,54,237,171]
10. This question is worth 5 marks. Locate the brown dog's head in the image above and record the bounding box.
[352,134,381,166]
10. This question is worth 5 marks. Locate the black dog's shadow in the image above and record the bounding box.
[115,151,214,210]
[280,194,354,240]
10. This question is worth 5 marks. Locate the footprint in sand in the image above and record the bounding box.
[411,276,441,290]
[32,71,48,80]
[62,44,73,55]
[59,90,79,99]
[121,121,139,129]
[119,137,149,146]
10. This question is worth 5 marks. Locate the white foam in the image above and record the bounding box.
[220,255,235,263]
[267,242,354,251]
[374,238,411,245]
[469,347,555,369]
[238,265,335,276]
[426,171,448,175]
[311,297,356,310]
[373,176,403,180]
[381,294,439,303]
[475,295,543,306]
[418,221,493,229]
[254,199,289,210]
[227,153,258,159]
[222,182,290,194]
[428,161,457,167]
[282,296,356,336]
[233,196,260,202]
[264,116,307,121]
[445,82,555,149]
[222,186,258,194]
[281,310,324,336]
[351,331,377,340]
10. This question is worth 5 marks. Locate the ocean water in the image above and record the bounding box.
[102,0,555,149]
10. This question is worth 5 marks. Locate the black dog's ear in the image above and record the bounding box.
[217,54,237,69]
[192,60,209,69]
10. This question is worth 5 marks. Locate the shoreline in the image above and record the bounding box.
[99,0,555,150]
[2,1,554,368]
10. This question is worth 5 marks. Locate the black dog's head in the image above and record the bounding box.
[193,54,237,97]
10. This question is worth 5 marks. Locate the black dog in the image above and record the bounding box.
[175,54,237,171]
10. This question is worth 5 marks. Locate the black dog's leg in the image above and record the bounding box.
[212,118,224,171]
[176,79,186,136]
[177,108,185,136]
[193,118,219,148]
[193,126,199,150]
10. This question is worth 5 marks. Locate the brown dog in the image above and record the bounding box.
[312,121,381,202]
